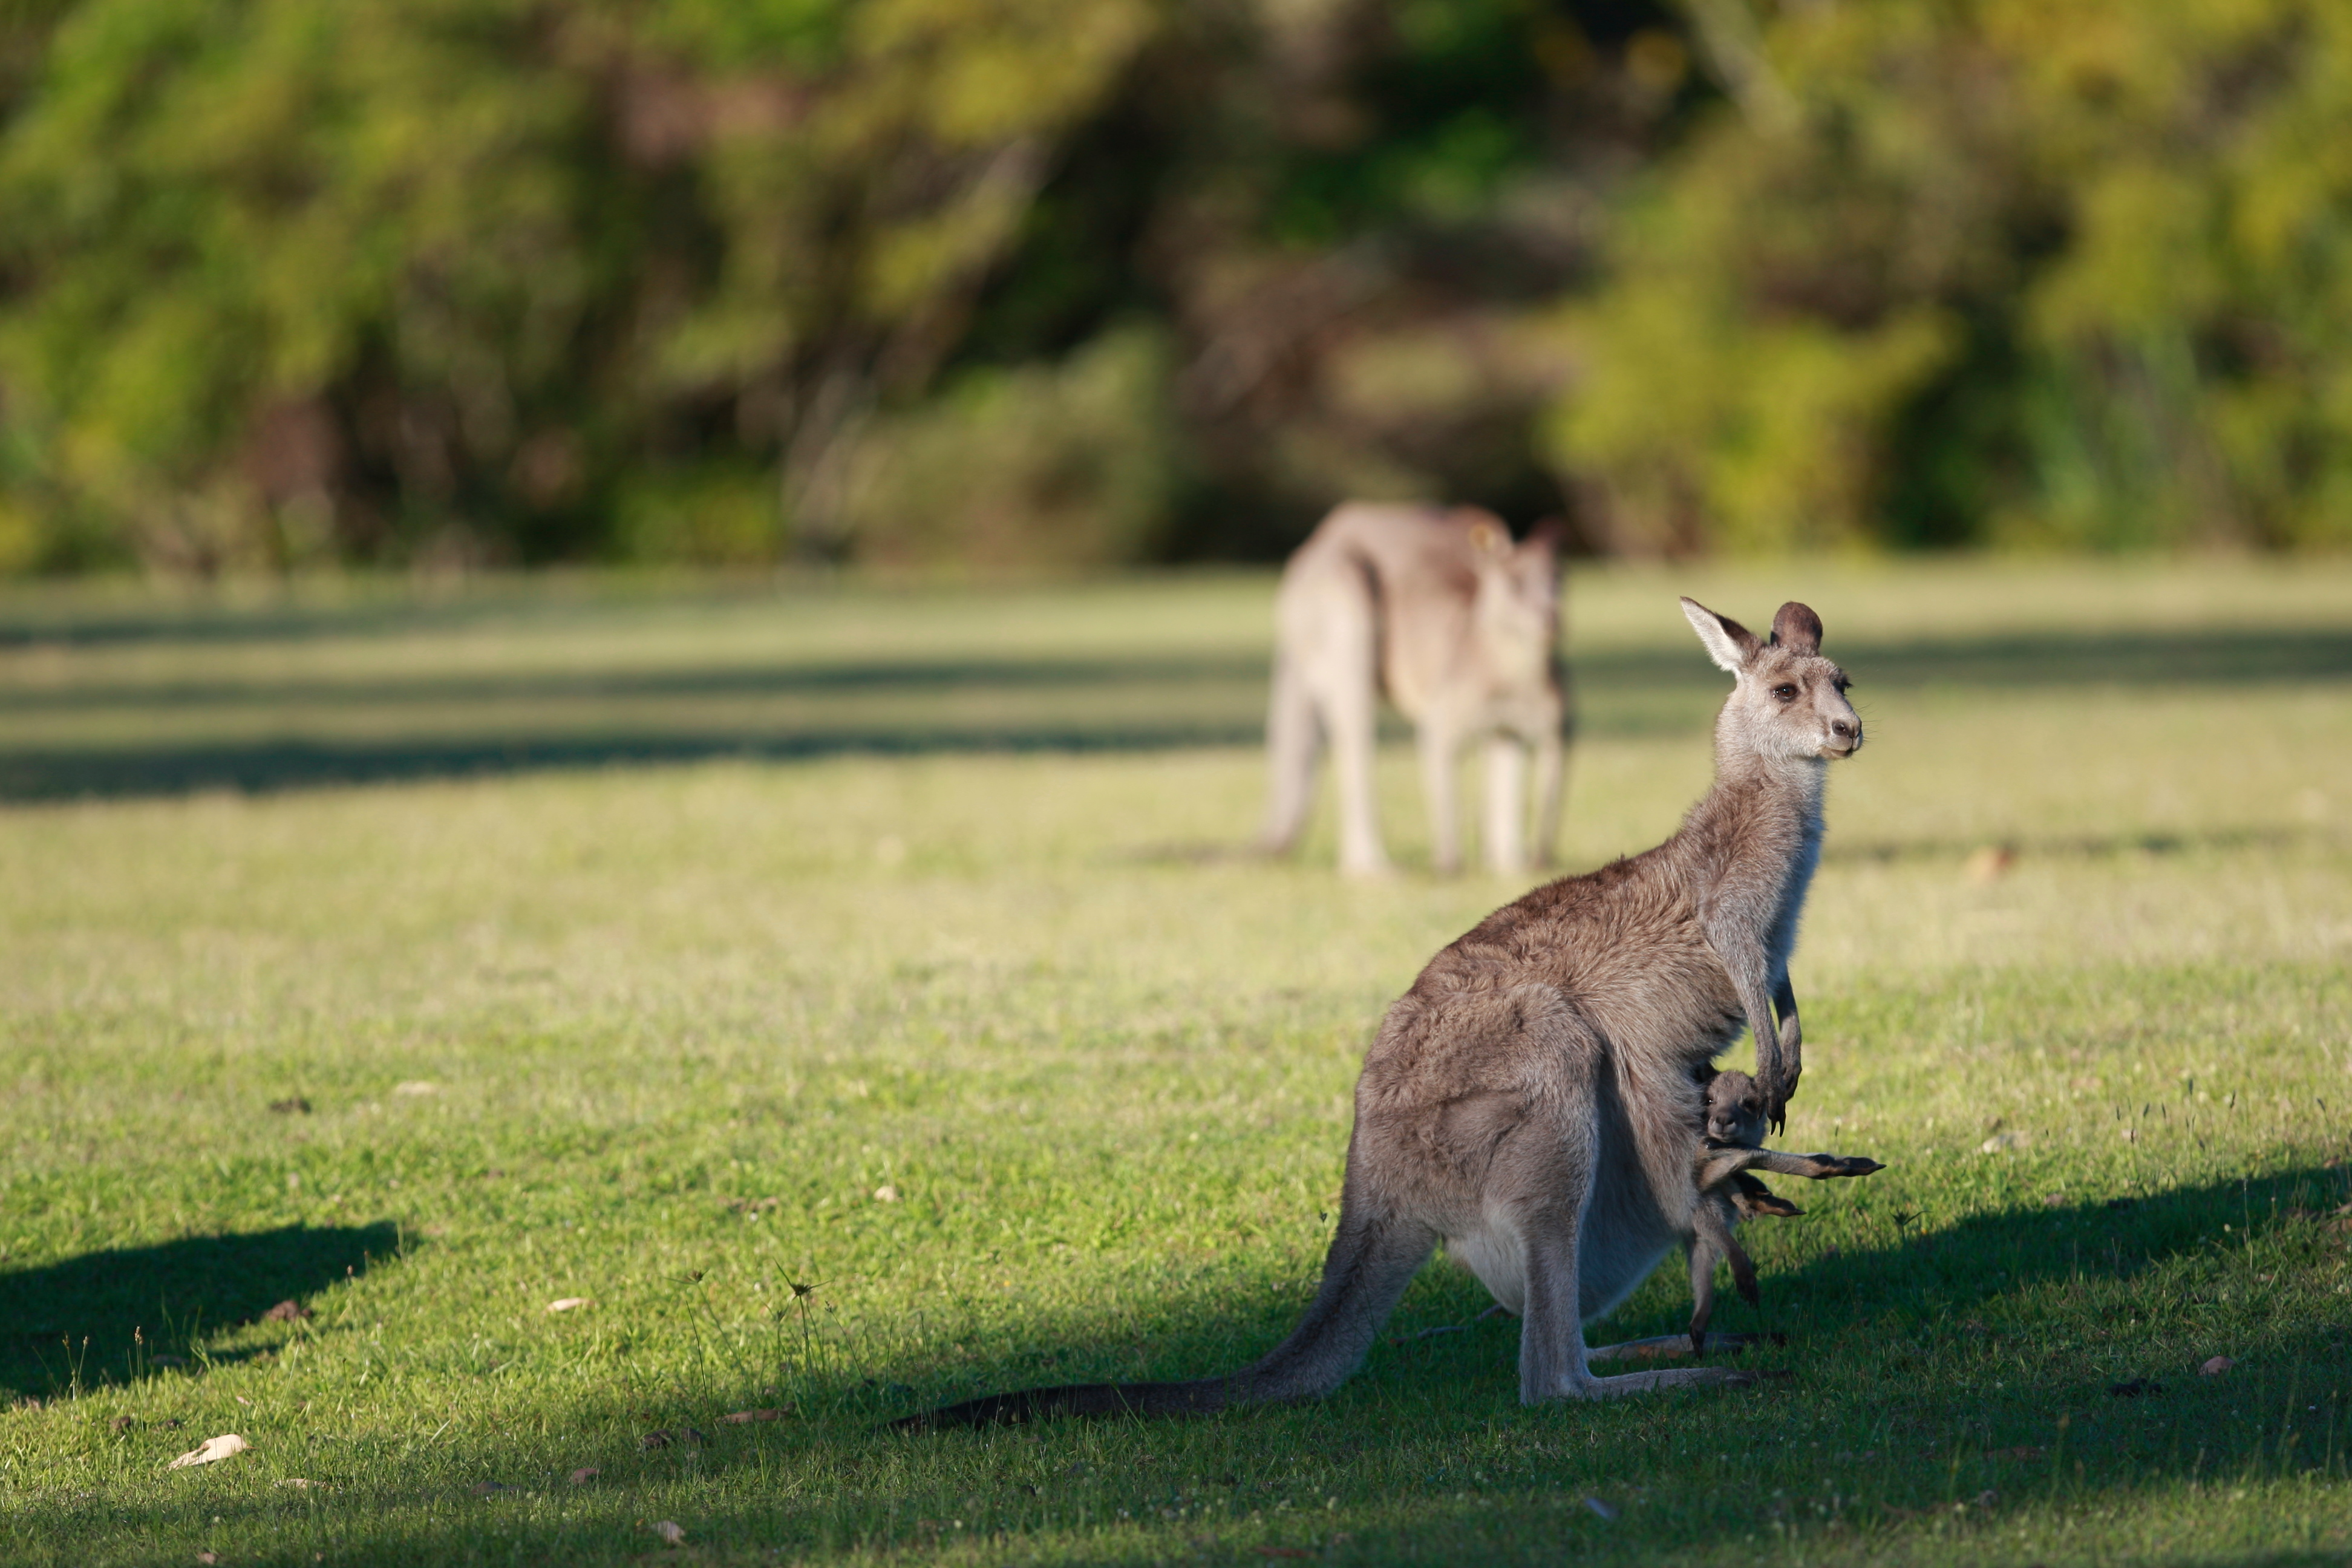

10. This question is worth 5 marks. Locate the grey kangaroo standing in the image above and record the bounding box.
[1258,502,1567,876]
[897,598,1868,1428]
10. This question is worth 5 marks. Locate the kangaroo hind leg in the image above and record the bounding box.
[1256,648,1322,855]
[1481,733,1528,875]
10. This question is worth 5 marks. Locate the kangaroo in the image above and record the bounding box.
[1257,502,1567,877]
[896,598,1863,1428]
[1684,1069,1877,1357]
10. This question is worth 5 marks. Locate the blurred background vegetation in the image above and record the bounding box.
[0,0,2347,576]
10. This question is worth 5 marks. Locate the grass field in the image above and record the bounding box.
[3,559,2350,1566]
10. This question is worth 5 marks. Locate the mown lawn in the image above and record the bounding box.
[2,559,2350,1566]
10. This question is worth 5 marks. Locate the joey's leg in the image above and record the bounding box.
[1699,1145,1883,1185]
[1685,1239,1717,1357]
[1731,1173,1803,1219]
[1419,724,1462,875]
[1481,734,1527,875]
[1725,1233,1759,1306]
[1744,1149,1886,1180]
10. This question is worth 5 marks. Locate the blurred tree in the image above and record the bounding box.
[0,0,1154,570]
[11,0,2335,571]
[1552,0,2352,553]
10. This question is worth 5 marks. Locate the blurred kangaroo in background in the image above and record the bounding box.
[1256,503,1567,876]
[896,598,1872,1430]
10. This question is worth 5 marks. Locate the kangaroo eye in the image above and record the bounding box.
[1772,684,1797,702]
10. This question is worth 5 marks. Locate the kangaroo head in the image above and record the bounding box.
[1703,1068,1768,1147]
[1465,512,1560,683]
[1679,597,1861,762]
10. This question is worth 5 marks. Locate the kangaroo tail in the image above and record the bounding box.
[890,1206,1434,1431]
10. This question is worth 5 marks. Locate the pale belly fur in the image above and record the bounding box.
[1445,1214,1679,1324]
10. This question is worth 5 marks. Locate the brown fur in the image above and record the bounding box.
[896,598,1873,1429]
[1258,502,1567,875]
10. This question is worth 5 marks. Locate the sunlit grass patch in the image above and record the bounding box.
[1,560,2349,1564]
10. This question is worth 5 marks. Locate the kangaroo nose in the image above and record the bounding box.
[1831,720,1853,739]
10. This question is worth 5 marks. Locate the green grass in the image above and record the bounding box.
[2,558,2350,1565]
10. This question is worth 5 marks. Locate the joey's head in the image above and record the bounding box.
[1679,598,1861,764]
[1704,1068,1768,1148]
[1466,511,1561,684]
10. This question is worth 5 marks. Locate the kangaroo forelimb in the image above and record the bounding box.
[1770,973,1802,1126]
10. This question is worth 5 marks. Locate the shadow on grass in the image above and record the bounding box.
[16,1174,2351,1563]
[1,622,2347,803]
[0,1223,399,1400]
[894,1163,2352,1420]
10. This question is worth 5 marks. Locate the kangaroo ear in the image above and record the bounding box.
[1455,508,1510,559]
[1770,602,1823,655]
[1681,598,1760,674]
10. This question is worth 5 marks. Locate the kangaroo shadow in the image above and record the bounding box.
[0,1222,398,1399]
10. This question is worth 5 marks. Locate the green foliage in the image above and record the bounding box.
[1555,0,2352,553]
[843,324,1175,569]
[0,0,1155,570]
[8,0,2351,569]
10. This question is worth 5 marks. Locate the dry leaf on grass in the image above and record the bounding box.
[471,1481,512,1497]
[1964,844,2016,884]
[2201,1355,2236,1376]
[569,1466,599,1485]
[391,1080,439,1097]
[873,1184,900,1201]
[268,1097,311,1115]
[197,1553,220,1565]
[167,1434,250,1469]
[652,1520,687,1545]
[546,1298,592,1313]
[261,1300,310,1322]
[276,1478,326,1490]
[640,1430,673,1450]
[721,1408,790,1423]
